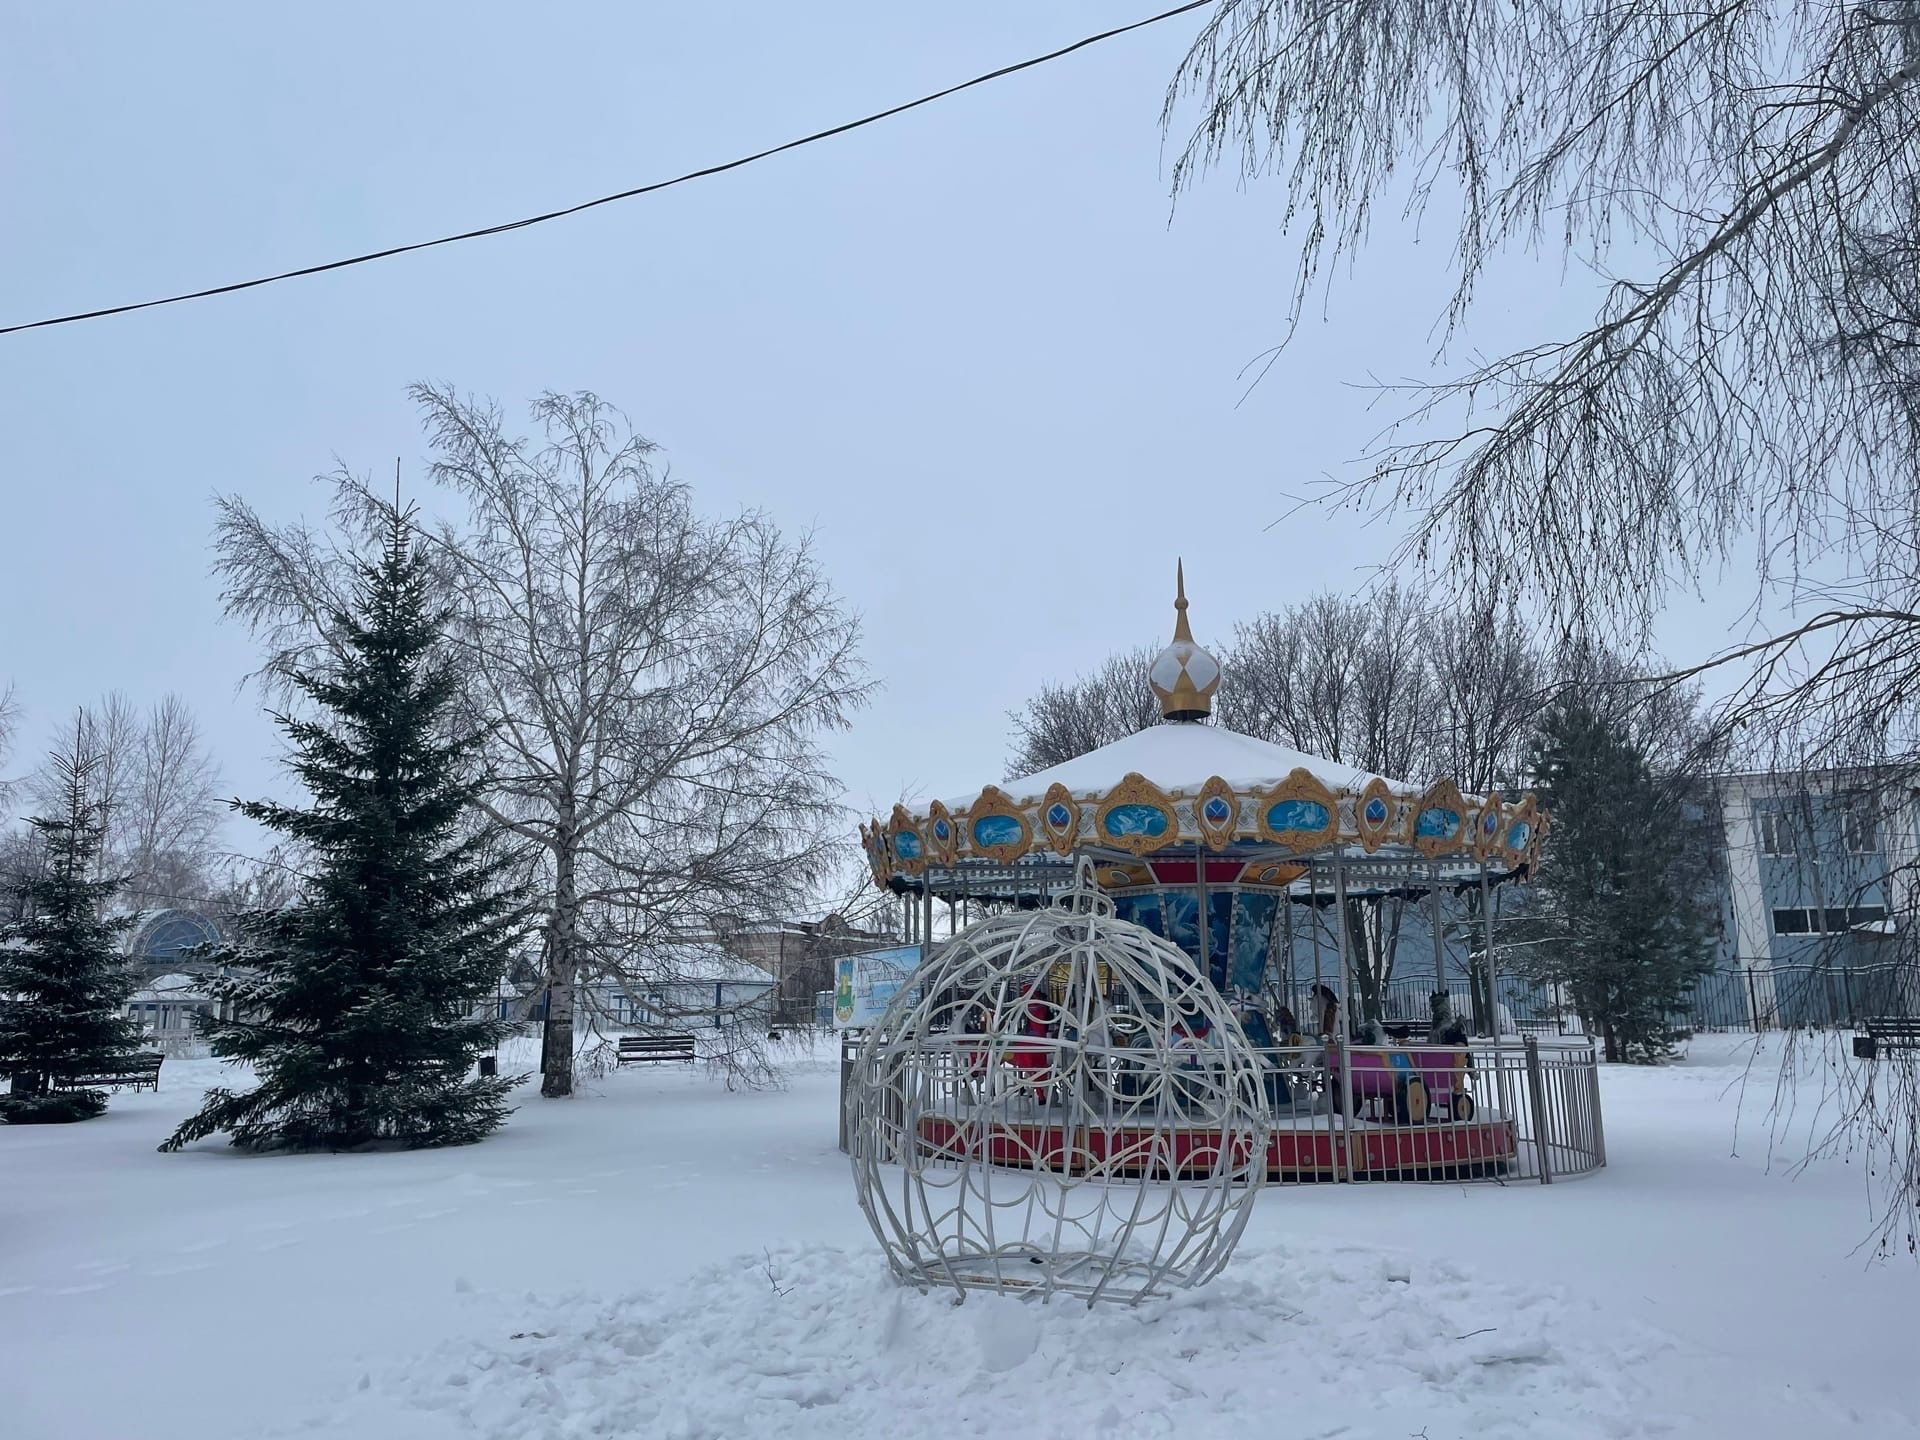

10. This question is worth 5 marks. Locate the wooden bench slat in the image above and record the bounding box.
[616,1033,698,1065]
[1857,1017,1920,1058]
[50,1053,164,1092]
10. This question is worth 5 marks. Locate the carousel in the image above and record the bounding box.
[846,572,1593,1278]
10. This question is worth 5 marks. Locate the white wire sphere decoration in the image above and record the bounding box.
[846,882,1269,1306]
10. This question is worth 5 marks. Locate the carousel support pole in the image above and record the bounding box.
[1308,866,1324,1000]
[1481,857,1517,1124]
[1194,841,1210,988]
[1478,860,1497,1037]
[923,877,936,951]
[1430,862,1447,1034]
[1262,886,1281,1013]
[1331,849,1358,1181]
[1280,880,1296,1023]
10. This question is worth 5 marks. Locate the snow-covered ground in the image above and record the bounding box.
[3,1034,1915,1439]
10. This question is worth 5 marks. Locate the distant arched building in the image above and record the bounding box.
[123,907,225,983]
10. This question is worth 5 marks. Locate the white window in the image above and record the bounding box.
[1759,810,1795,856]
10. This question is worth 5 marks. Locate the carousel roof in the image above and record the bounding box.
[860,568,1546,898]
[983,720,1406,809]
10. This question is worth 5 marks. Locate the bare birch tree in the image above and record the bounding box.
[1220,590,1434,1024]
[30,695,137,872]
[24,693,221,902]
[125,695,222,899]
[1167,0,1920,1248]
[1167,0,1920,775]
[0,682,19,812]
[214,393,868,1098]
[408,384,866,1098]
[1006,645,1163,775]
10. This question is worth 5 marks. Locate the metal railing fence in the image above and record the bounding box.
[839,1032,1603,1186]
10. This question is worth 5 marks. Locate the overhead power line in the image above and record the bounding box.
[1,1,1211,338]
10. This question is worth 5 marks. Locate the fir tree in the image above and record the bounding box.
[1521,700,1717,1063]
[0,735,143,1123]
[162,504,522,1152]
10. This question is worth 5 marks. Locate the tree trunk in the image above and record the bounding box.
[541,833,578,1098]
[1463,889,1492,1033]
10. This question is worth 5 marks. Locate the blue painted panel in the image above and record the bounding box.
[1415,807,1461,840]
[1266,798,1330,833]
[1208,892,1234,990]
[1230,892,1277,993]
[1045,801,1072,829]
[892,830,922,860]
[1113,892,1164,937]
[1505,820,1532,850]
[1162,893,1200,960]
[971,814,1024,849]
[1103,803,1170,839]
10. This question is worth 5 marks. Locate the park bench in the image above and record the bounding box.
[1853,1016,1920,1060]
[617,1033,698,1066]
[51,1051,164,1093]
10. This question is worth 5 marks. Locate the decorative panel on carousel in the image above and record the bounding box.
[1092,772,1178,857]
[1255,768,1340,851]
[965,786,1032,865]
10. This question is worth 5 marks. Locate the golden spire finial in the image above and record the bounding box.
[1172,558,1194,643]
[1148,561,1221,722]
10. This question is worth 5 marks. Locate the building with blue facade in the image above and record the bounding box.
[1712,768,1916,1027]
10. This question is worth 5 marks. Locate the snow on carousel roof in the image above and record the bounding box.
[984,721,1409,808]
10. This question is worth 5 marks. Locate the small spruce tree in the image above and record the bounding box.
[1522,700,1716,1063]
[162,504,521,1152]
[0,735,143,1123]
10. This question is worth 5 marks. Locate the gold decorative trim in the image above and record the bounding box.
[1195,775,1239,852]
[1410,780,1468,859]
[1471,794,1505,861]
[924,800,959,865]
[859,770,1545,890]
[1255,767,1339,851]
[1244,861,1306,888]
[1521,801,1549,867]
[1354,777,1396,854]
[966,785,1033,865]
[1039,783,1080,857]
[1499,795,1538,867]
[1092,771,1178,857]
[859,821,889,888]
[888,803,927,877]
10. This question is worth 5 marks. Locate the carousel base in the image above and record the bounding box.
[914,1112,1519,1182]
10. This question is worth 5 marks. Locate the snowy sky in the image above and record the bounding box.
[0,2,1745,862]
